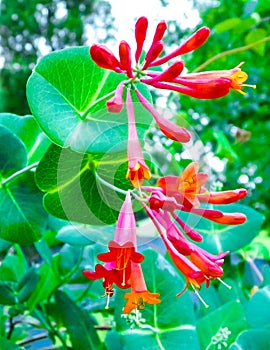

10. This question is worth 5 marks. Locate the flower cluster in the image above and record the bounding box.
[84,162,248,313]
[90,16,255,188]
[84,17,251,317]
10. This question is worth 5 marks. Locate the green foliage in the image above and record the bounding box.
[0,0,269,349]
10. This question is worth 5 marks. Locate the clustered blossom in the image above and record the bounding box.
[84,163,248,313]
[84,17,252,317]
[90,16,255,188]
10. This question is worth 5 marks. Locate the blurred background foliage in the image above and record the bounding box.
[1,0,270,349]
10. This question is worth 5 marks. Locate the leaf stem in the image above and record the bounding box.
[1,162,39,186]
[194,36,270,72]
[95,171,128,195]
[81,90,116,120]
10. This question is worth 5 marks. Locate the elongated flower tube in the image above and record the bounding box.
[123,262,161,314]
[126,89,152,188]
[149,26,211,67]
[106,82,125,113]
[90,17,254,101]
[135,16,148,63]
[135,88,191,143]
[83,191,144,307]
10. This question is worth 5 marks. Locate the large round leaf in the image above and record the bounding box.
[26,47,152,153]
[0,172,48,245]
[35,143,133,225]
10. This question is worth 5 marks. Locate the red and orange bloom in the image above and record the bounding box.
[123,262,161,314]
[126,88,152,188]
[90,17,254,101]
[83,191,144,306]
[158,162,248,211]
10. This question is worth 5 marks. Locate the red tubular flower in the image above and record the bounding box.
[135,89,191,143]
[199,188,248,204]
[123,262,161,314]
[126,89,152,188]
[119,40,133,78]
[149,26,211,67]
[142,41,164,70]
[90,44,122,72]
[83,192,144,306]
[158,162,208,207]
[142,61,185,83]
[135,16,148,63]
[106,82,124,113]
[152,20,167,43]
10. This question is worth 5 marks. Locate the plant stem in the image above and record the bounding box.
[194,36,270,72]
[7,317,15,340]
[95,171,128,195]
[1,162,39,186]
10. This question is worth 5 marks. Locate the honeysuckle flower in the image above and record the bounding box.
[123,262,161,314]
[90,17,253,102]
[158,162,248,209]
[83,191,144,307]
[135,88,191,143]
[106,82,125,113]
[126,88,152,188]
[143,205,228,303]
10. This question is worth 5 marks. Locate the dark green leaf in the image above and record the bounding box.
[0,282,17,305]
[0,172,48,244]
[55,290,101,350]
[245,285,270,328]
[230,329,270,350]
[0,337,22,350]
[0,113,50,162]
[17,267,40,302]
[0,125,27,177]
[196,300,249,349]
[35,143,132,225]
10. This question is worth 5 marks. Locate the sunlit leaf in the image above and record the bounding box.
[26,47,152,153]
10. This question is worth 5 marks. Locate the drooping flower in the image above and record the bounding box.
[83,191,144,306]
[123,261,161,314]
[126,88,152,188]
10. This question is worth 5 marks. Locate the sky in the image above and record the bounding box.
[108,0,201,47]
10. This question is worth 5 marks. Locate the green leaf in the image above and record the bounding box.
[230,329,270,350]
[0,172,48,245]
[0,125,27,177]
[56,225,96,246]
[27,259,61,311]
[0,337,22,350]
[215,18,242,33]
[17,267,40,302]
[55,290,101,350]
[0,113,50,162]
[179,204,265,254]
[245,29,267,56]
[0,282,17,305]
[245,285,270,328]
[213,131,238,162]
[35,143,132,225]
[196,300,249,349]
[26,47,152,153]
[113,250,200,349]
